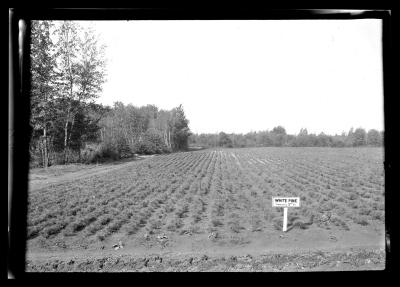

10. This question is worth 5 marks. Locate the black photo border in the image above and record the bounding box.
[8,8,393,280]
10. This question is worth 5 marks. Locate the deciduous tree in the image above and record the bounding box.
[366,129,382,146]
[30,20,57,167]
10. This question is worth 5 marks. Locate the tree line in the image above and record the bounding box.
[30,21,382,168]
[97,102,191,159]
[189,126,383,148]
[29,21,191,168]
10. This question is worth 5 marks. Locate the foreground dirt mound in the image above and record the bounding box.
[26,248,385,272]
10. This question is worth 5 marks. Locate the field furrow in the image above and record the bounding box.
[27,147,385,266]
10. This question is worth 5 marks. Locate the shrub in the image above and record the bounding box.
[290,220,310,230]
[359,207,371,216]
[99,216,112,226]
[340,221,350,231]
[337,196,345,203]
[229,221,244,233]
[192,214,202,223]
[251,219,263,232]
[150,199,160,209]
[354,217,369,226]
[81,143,120,164]
[125,220,140,235]
[133,131,170,155]
[105,220,124,235]
[116,141,134,159]
[71,221,87,233]
[27,226,41,239]
[212,219,224,227]
[330,216,350,230]
[138,215,149,226]
[176,205,189,218]
[327,190,337,199]
[149,219,163,230]
[272,217,284,230]
[96,231,107,241]
[43,223,67,238]
[349,193,359,200]
[213,202,224,217]
[135,142,153,155]
[332,139,345,147]
[167,218,183,231]
[371,211,384,221]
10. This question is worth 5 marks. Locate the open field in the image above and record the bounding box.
[26,147,386,271]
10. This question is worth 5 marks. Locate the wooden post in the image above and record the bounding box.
[283,207,288,232]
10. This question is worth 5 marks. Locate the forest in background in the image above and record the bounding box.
[30,20,383,169]
[189,127,383,149]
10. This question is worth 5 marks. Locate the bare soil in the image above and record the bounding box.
[26,248,385,272]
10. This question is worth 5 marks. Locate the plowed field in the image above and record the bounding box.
[26,147,386,271]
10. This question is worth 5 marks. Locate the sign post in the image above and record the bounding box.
[283,207,288,232]
[272,197,300,232]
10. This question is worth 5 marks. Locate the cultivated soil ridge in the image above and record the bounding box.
[26,246,385,272]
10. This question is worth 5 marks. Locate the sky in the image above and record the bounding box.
[78,20,383,135]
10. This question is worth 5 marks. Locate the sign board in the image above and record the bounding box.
[272,197,300,232]
[272,197,300,207]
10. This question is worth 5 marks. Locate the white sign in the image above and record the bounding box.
[272,197,300,208]
[272,197,300,232]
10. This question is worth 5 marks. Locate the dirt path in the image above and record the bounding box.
[28,156,154,191]
[26,223,386,271]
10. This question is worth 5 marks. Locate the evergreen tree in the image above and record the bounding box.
[170,105,191,151]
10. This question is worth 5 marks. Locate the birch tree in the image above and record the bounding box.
[30,20,57,168]
[55,21,106,163]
